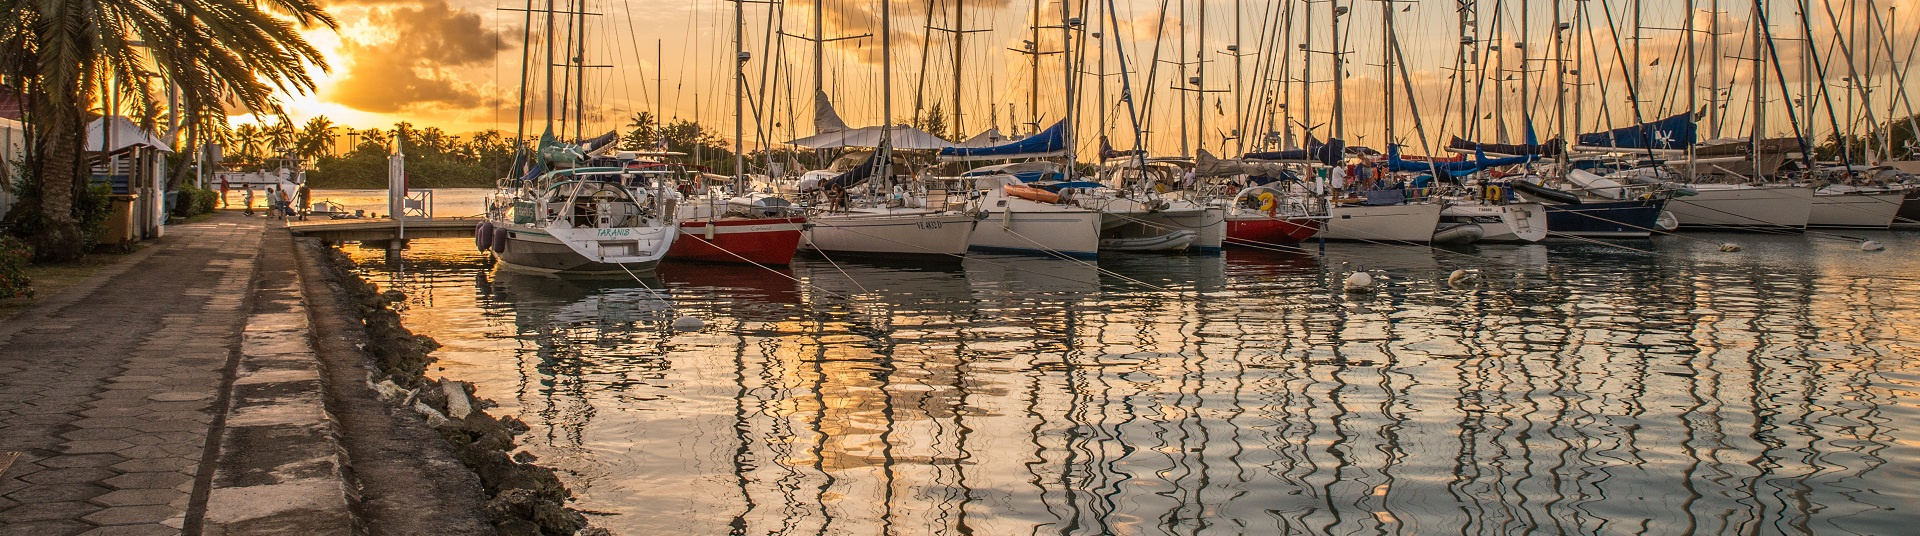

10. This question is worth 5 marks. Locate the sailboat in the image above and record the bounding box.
[800,145,980,259]
[482,134,682,275]
[933,126,1102,258]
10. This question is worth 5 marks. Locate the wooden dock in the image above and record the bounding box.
[287,217,484,244]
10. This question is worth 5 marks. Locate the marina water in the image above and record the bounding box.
[329,189,1920,535]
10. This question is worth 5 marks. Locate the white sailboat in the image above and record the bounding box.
[484,165,681,275]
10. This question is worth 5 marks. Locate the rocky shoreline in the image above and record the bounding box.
[308,242,602,536]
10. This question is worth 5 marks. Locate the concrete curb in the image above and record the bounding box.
[201,229,359,535]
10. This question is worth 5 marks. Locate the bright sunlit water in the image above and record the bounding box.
[332,190,1920,535]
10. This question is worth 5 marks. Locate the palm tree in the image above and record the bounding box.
[0,0,335,260]
[232,123,264,165]
[298,116,336,159]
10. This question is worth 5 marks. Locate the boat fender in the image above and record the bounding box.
[1447,269,1479,288]
[672,316,706,332]
[1343,271,1375,293]
[475,222,494,251]
[492,227,510,253]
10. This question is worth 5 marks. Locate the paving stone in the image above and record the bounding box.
[0,519,92,536]
[88,488,181,507]
[102,472,192,491]
[36,454,124,469]
[20,467,117,486]
[59,428,143,442]
[107,458,193,474]
[76,525,180,536]
[3,483,109,503]
[60,440,135,455]
[0,500,99,523]
[82,504,180,525]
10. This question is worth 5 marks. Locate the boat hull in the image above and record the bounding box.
[1666,185,1814,231]
[1808,191,1904,229]
[970,201,1102,259]
[803,211,979,259]
[494,227,665,276]
[1543,199,1668,238]
[1900,190,1920,227]
[668,217,806,265]
[1316,203,1444,243]
[1225,215,1321,246]
[1441,203,1547,243]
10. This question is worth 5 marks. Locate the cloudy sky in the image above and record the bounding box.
[271,0,1918,156]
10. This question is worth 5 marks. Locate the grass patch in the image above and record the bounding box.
[0,250,135,322]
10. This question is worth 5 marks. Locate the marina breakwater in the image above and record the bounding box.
[304,239,602,535]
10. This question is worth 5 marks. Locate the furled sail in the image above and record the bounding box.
[937,121,1069,161]
[1576,112,1698,151]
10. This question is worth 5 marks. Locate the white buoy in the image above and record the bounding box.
[1447,269,1478,288]
[1344,271,1375,293]
[1860,240,1885,252]
[1719,243,1742,252]
[671,316,706,332]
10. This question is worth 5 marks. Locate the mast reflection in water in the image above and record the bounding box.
[344,232,1920,535]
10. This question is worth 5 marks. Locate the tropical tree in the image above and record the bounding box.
[298,116,336,159]
[623,111,660,151]
[0,0,335,260]
[231,123,264,165]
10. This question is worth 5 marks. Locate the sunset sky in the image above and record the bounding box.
[265,0,1919,157]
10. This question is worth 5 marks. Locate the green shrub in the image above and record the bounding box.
[172,186,198,218]
[194,185,217,214]
[0,235,32,299]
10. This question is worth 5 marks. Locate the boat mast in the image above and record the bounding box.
[1869,3,1920,158]
[574,0,586,141]
[514,0,535,173]
[1553,0,1567,170]
[1302,0,1312,146]
[1685,0,1697,178]
[1032,0,1043,134]
[1750,0,1764,145]
[1196,0,1206,156]
[882,0,893,146]
[733,0,746,182]
[1231,0,1245,154]
[1062,0,1076,180]
[1709,0,1721,139]
[1457,0,1472,140]
[1330,0,1345,141]
[1520,0,1529,143]
[1381,0,1393,147]
[546,0,557,133]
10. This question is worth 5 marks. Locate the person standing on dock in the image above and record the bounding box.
[219,177,231,207]
[243,187,255,216]
[295,184,311,220]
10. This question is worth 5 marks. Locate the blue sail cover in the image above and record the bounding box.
[1244,138,1346,166]
[938,121,1068,161]
[1577,112,1698,150]
[1386,144,1534,176]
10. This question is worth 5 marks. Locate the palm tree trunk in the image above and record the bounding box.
[30,100,90,261]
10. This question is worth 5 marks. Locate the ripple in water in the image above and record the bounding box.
[343,226,1920,535]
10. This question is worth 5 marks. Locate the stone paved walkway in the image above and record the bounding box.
[0,213,267,535]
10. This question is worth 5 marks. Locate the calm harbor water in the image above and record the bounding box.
[335,189,1920,535]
